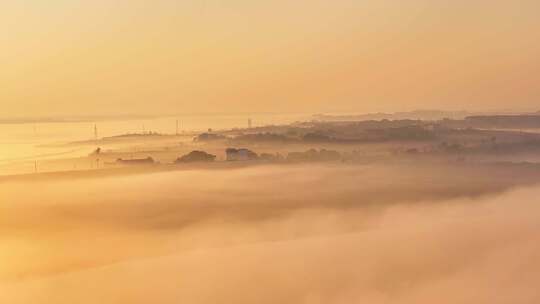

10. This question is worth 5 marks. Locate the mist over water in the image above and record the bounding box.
[0,114,308,160]
[1,163,539,303]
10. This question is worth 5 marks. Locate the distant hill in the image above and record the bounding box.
[313,110,476,122]
[464,115,540,129]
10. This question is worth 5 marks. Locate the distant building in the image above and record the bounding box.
[176,151,216,163]
[226,148,258,161]
[116,157,155,165]
[194,133,226,142]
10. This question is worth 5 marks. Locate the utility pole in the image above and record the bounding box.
[176,119,179,135]
[248,118,252,129]
[94,124,98,141]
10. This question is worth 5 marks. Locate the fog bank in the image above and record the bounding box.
[1,164,540,303]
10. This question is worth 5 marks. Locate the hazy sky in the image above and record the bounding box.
[1,0,539,117]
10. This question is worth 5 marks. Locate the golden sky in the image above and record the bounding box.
[1,0,539,117]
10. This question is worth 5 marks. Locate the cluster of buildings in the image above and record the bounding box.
[112,147,343,167]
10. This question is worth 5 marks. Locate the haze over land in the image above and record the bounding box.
[3,0,540,303]
[2,163,540,303]
[2,112,540,302]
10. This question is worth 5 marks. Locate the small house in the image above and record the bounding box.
[226,148,258,161]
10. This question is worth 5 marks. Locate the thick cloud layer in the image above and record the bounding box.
[1,163,540,303]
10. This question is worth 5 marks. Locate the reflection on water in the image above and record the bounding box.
[0,113,309,174]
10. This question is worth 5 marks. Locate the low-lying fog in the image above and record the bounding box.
[1,163,539,303]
